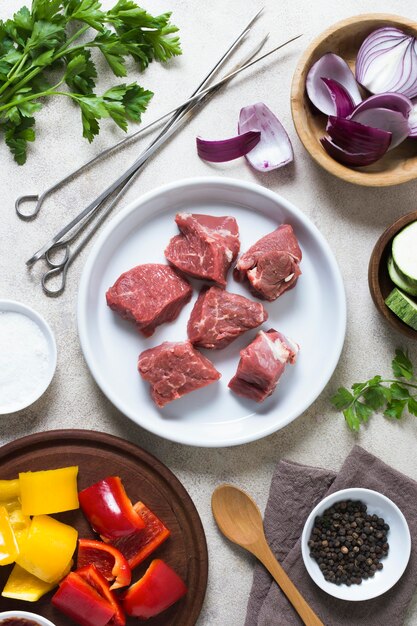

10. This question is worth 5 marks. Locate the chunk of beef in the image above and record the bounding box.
[165,213,240,287]
[138,341,221,407]
[106,264,192,337]
[187,286,268,349]
[234,224,302,301]
[228,329,298,402]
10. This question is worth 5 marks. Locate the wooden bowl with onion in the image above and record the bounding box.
[369,210,417,338]
[291,14,417,187]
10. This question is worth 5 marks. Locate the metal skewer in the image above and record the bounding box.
[27,30,302,275]
[16,8,264,221]
[26,29,302,295]
[39,33,271,296]
[43,33,270,262]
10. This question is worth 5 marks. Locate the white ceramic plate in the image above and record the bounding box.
[301,488,411,601]
[78,177,346,446]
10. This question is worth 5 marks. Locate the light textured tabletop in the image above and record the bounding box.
[2,0,417,624]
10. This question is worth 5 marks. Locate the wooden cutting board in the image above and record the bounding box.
[0,429,208,626]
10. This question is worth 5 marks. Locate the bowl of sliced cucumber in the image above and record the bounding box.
[369,210,417,338]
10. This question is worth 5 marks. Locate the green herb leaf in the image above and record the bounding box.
[120,83,152,121]
[389,382,410,400]
[331,387,354,410]
[362,385,387,410]
[95,30,127,77]
[32,0,63,22]
[0,0,180,163]
[25,20,65,54]
[4,116,35,164]
[64,50,96,94]
[384,399,408,420]
[13,6,33,34]
[343,406,361,432]
[354,401,373,424]
[408,397,417,417]
[65,0,106,31]
[392,349,414,380]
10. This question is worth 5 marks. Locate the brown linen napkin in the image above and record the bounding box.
[245,446,417,626]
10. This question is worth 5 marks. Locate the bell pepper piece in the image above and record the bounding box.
[0,505,19,565]
[52,571,116,626]
[16,515,77,583]
[77,564,126,626]
[77,539,131,590]
[110,501,170,569]
[0,479,20,501]
[19,466,79,515]
[79,477,145,540]
[122,559,187,619]
[2,560,72,601]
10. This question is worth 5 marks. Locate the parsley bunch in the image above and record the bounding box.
[0,0,181,163]
[331,349,417,432]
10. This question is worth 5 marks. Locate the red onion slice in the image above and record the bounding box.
[196,130,261,163]
[351,92,412,118]
[350,107,409,149]
[409,100,417,136]
[321,78,355,117]
[356,27,417,99]
[306,53,362,115]
[326,116,392,154]
[356,30,408,80]
[320,137,388,167]
[238,102,293,171]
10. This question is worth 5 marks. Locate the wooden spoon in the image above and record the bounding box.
[211,484,324,626]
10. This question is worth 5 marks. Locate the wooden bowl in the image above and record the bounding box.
[291,14,417,187]
[369,211,417,338]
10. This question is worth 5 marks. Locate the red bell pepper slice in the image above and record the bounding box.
[79,476,145,539]
[77,538,131,590]
[52,571,115,626]
[77,564,126,626]
[110,501,170,569]
[122,559,187,619]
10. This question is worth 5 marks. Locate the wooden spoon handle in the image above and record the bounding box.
[256,542,324,626]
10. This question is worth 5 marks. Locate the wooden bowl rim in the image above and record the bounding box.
[291,13,417,187]
[368,211,417,338]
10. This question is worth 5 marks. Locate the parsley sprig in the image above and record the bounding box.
[331,349,417,432]
[0,0,181,163]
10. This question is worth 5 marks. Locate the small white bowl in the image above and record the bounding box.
[0,610,56,625]
[0,300,57,414]
[301,488,411,601]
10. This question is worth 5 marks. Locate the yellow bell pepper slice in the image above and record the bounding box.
[0,505,19,565]
[0,479,20,501]
[16,515,78,583]
[19,466,79,515]
[2,560,73,602]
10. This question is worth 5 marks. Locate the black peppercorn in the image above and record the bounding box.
[308,500,389,586]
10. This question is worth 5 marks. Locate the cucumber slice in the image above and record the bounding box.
[392,221,417,285]
[385,288,417,330]
[387,255,417,296]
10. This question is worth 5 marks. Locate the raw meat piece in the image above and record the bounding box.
[106,264,192,337]
[138,341,221,407]
[228,329,298,402]
[234,224,302,301]
[165,212,240,287]
[187,286,268,349]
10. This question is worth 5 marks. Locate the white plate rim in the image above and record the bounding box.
[77,176,347,447]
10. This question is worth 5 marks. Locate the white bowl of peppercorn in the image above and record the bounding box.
[301,488,411,601]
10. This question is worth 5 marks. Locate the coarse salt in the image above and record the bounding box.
[0,311,51,412]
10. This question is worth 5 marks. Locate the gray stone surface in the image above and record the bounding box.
[1,0,417,623]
